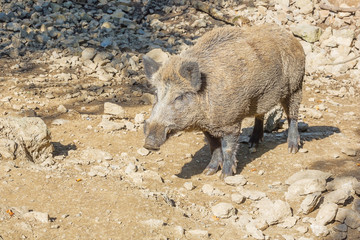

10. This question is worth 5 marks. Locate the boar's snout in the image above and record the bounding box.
[143,121,167,151]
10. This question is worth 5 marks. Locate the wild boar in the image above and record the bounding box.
[142,24,305,178]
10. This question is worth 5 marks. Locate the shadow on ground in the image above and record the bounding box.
[176,125,341,179]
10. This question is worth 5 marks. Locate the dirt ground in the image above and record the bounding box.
[0,47,359,239]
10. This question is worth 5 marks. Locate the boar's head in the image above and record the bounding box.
[142,55,203,150]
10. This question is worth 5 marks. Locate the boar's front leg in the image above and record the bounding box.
[220,134,239,179]
[203,132,223,175]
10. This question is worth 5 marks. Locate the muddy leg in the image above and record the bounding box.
[249,114,264,148]
[220,134,240,179]
[203,132,223,175]
[281,89,302,153]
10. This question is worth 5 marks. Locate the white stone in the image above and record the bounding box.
[145,48,169,64]
[323,189,351,205]
[134,113,145,124]
[310,223,329,237]
[315,203,338,226]
[57,104,67,113]
[256,198,292,225]
[22,211,49,223]
[184,182,195,191]
[142,219,164,228]
[137,147,150,156]
[224,175,247,186]
[81,48,96,61]
[286,170,331,185]
[231,193,245,204]
[187,229,209,237]
[286,178,326,199]
[291,24,321,43]
[295,0,314,14]
[245,223,265,240]
[238,187,266,200]
[103,102,125,118]
[332,28,355,47]
[211,202,235,219]
[326,176,359,192]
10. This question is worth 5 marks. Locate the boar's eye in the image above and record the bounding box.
[175,95,184,101]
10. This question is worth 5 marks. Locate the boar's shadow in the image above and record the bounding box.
[176,125,340,179]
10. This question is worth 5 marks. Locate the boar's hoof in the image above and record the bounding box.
[143,144,160,151]
[288,143,299,154]
[203,167,218,176]
[220,163,237,180]
[287,133,300,154]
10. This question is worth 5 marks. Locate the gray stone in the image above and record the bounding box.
[22,211,49,223]
[291,24,322,43]
[352,199,360,214]
[300,192,322,214]
[285,170,331,185]
[224,175,247,186]
[0,12,8,22]
[211,202,235,219]
[81,48,96,61]
[344,210,360,229]
[104,102,125,118]
[315,203,338,226]
[333,223,347,232]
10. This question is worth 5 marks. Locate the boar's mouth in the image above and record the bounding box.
[144,124,175,151]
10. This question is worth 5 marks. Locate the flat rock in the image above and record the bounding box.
[137,147,150,156]
[245,223,265,240]
[286,178,326,199]
[285,170,331,185]
[231,193,245,204]
[187,229,209,237]
[315,203,338,226]
[323,189,351,205]
[142,219,164,229]
[310,223,329,237]
[184,182,195,191]
[256,198,292,225]
[291,24,321,43]
[103,102,125,118]
[341,147,357,156]
[352,199,360,214]
[344,209,360,229]
[237,187,266,200]
[326,176,359,192]
[299,192,322,214]
[224,175,247,186]
[22,211,49,223]
[211,202,235,219]
[98,119,126,131]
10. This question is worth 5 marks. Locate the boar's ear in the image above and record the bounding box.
[143,55,161,80]
[179,61,201,91]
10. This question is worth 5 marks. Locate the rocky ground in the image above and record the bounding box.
[0,0,360,239]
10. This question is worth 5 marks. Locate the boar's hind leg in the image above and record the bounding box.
[281,89,302,154]
[249,115,264,148]
[220,134,239,179]
[203,132,223,175]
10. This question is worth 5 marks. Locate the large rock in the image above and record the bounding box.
[256,198,292,225]
[285,170,331,185]
[0,117,53,163]
[315,203,338,226]
[291,24,322,43]
[286,178,327,199]
[211,202,235,219]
